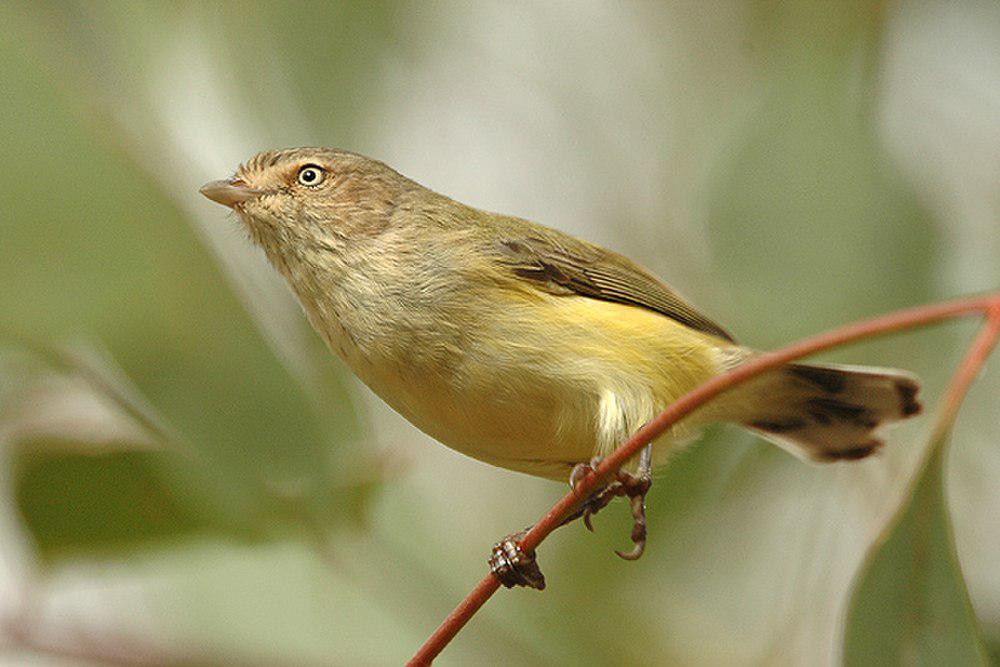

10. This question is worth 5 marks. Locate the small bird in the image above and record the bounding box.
[201,148,921,588]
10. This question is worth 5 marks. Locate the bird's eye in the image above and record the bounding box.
[297,165,325,187]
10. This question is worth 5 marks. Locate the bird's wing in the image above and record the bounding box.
[492,230,735,342]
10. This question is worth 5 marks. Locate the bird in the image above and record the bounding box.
[201,148,921,589]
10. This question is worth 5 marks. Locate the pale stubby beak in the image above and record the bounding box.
[199,178,261,208]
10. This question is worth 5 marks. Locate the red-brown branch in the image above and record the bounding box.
[931,302,1000,440]
[407,292,1000,666]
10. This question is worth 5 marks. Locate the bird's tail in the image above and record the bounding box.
[710,357,922,461]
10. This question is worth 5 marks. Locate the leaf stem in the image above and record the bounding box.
[931,303,1000,443]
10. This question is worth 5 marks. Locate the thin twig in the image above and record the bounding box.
[931,303,1000,441]
[407,292,1000,665]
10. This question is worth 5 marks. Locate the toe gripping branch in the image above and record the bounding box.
[566,452,652,561]
[488,446,654,591]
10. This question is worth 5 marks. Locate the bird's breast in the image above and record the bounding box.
[308,283,726,480]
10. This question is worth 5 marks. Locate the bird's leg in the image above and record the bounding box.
[615,444,652,561]
[489,529,546,590]
[565,445,653,561]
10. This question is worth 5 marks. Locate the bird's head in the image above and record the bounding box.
[200,148,411,254]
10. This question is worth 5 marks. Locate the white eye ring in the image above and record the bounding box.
[297,165,325,187]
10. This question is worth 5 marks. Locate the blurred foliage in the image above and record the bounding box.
[14,449,208,560]
[708,2,937,342]
[0,0,998,665]
[1,0,377,540]
[844,439,987,666]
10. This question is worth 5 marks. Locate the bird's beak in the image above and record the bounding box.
[199,178,261,208]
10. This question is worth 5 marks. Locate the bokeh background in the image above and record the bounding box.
[1,1,998,664]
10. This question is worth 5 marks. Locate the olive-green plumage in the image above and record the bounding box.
[200,148,921,480]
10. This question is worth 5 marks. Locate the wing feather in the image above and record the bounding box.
[493,232,735,342]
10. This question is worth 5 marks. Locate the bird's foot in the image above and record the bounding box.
[489,447,653,590]
[489,530,546,590]
[567,457,620,531]
[566,447,653,561]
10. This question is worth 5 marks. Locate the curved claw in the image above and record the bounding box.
[569,456,610,533]
[568,463,591,491]
[568,456,605,491]
[614,478,649,561]
[615,539,646,561]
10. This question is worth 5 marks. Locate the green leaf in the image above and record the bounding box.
[12,448,211,561]
[843,440,988,666]
[0,2,388,555]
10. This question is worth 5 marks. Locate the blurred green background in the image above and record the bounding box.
[1,1,998,665]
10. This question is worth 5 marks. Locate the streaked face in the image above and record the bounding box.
[200,148,400,246]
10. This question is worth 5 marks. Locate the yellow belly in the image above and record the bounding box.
[343,293,726,480]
